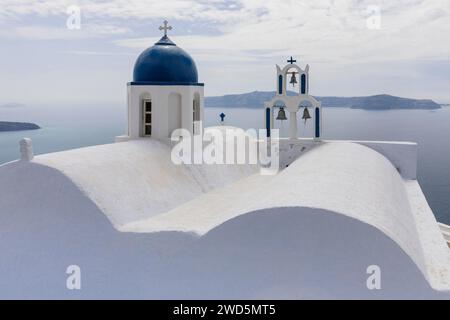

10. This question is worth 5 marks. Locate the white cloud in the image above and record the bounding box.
[1,0,450,99]
[1,0,449,63]
[108,0,450,65]
[0,0,250,23]
[0,23,130,40]
[61,50,135,56]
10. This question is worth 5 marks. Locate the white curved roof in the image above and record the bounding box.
[32,133,258,226]
[1,132,450,292]
[121,141,450,291]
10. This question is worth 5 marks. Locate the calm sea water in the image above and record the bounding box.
[1,105,450,224]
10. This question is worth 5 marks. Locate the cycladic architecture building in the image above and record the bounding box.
[264,56,322,140]
[119,21,204,142]
[1,21,450,299]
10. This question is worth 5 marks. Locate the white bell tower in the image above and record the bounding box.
[264,57,322,140]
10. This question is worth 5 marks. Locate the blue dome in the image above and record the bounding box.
[132,35,199,84]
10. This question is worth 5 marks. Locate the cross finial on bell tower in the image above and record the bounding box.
[287,56,297,64]
[159,20,172,36]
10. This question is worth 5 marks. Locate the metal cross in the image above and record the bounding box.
[159,20,172,36]
[287,56,297,64]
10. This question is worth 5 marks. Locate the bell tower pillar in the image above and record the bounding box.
[289,111,297,139]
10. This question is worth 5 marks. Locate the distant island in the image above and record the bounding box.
[0,121,40,132]
[205,91,441,110]
[0,103,26,109]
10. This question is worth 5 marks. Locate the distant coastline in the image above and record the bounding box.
[0,121,40,132]
[205,92,441,110]
[0,103,26,109]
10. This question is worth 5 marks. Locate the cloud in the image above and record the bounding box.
[0,23,130,40]
[1,0,450,99]
[108,0,450,65]
[0,0,250,23]
[61,50,135,56]
[1,0,449,63]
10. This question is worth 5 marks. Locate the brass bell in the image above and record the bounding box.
[289,72,298,86]
[302,107,311,123]
[276,107,287,121]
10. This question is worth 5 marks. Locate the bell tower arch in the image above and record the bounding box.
[264,57,322,140]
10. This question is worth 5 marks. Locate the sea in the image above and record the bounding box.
[1,104,449,224]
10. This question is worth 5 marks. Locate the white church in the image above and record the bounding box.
[119,21,204,141]
[1,21,450,299]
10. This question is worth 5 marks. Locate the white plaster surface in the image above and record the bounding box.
[32,133,258,226]
[127,84,204,140]
[350,140,417,179]
[1,133,450,298]
[19,138,33,161]
[121,141,450,291]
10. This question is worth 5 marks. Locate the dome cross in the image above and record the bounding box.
[159,20,173,36]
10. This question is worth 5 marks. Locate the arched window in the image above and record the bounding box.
[193,93,201,134]
[142,99,152,136]
[278,75,283,94]
[301,74,307,94]
[168,93,182,137]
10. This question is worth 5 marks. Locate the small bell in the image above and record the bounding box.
[276,107,287,121]
[302,107,311,123]
[289,72,298,86]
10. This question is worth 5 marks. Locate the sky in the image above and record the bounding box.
[0,0,450,106]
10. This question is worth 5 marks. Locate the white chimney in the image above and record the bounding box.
[19,138,34,161]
